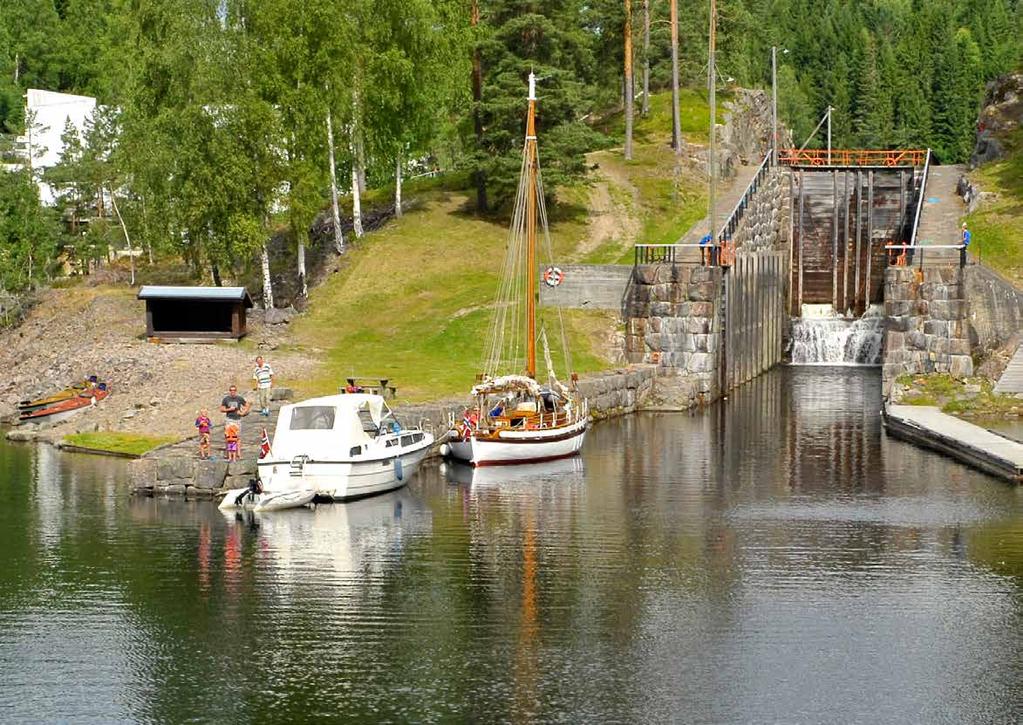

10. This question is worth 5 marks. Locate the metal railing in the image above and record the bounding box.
[717,150,773,248]
[633,149,775,269]
[778,148,928,167]
[885,242,967,269]
[908,150,931,248]
[634,243,708,266]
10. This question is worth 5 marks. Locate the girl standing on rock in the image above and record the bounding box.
[195,409,212,459]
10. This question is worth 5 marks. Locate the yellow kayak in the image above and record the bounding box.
[18,381,92,412]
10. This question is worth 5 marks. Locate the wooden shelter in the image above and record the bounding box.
[137,286,253,342]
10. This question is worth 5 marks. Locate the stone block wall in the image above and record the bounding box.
[731,169,789,253]
[624,264,722,400]
[883,266,974,386]
[129,367,660,497]
[962,264,1023,356]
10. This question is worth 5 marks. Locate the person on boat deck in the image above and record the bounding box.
[220,385,251,427]
[541,391,556,412]
[489,401,504,418]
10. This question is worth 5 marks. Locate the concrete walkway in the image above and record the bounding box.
[915,164,967,265]
[670,164,762,263]
[995,344,1023,394]
[885,404,1023,482]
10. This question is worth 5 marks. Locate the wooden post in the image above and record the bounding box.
[797,170,804,314]
[865,170,874,306]
[787,170,794,316]
[832,170,839,312]
[898,169,906,243]
[642,0,651,116]
[842,171,849,314]
[623,0,634,161]
[853,170,862,314]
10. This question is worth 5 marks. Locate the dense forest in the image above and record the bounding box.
[0,0,1020,300]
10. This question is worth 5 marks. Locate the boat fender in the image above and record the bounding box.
[439,443,450,457]
[394,457,404,481]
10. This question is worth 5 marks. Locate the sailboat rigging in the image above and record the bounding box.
[443,73,589,467]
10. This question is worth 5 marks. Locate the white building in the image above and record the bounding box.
[21,89,97,205]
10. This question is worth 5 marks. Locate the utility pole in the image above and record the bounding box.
[624,0,634,161]
[642,0,651,116]
[708,0,717,248]
[771,46,778,165]
[827,105,832,165]
[669,0,682,154]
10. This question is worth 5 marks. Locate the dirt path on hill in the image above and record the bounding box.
[573,151,642,261]
[0,287,318,444]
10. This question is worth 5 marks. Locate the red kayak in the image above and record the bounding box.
[19,386,111,425]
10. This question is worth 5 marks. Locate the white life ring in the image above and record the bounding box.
[543,266,565,287]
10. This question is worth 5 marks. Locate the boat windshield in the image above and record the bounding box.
[289,406,336,430]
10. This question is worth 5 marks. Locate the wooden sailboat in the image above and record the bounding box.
[443,73,588,467]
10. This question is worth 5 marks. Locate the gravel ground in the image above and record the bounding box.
[0,286,318,444]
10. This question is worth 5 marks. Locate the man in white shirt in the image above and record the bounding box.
[252,355,274,416]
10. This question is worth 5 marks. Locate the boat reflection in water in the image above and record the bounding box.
[440,455,585,488]
[219,489,432,581]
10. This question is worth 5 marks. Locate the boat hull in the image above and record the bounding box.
[446,417,588,466]
[19,389,109,425]
[219,487,316,512]
[258,442,432,501]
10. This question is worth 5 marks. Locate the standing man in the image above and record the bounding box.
[220,384,251,423]
[961,222,972,268]
[253,355,274,416]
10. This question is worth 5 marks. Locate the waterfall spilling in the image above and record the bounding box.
[788,305,883,366]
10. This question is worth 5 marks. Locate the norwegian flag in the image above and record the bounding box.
[259,428,272,459]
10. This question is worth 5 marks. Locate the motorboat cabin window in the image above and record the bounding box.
[400,434,414,447]
[386,438,399,447]
[290,406,336,430]
[349,446,362,457]
[357,405,378,434]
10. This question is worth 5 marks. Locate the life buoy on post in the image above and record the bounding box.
[543,266,565,287]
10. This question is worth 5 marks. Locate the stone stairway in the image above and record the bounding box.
[995,344,1023,394]
[915,164,967,266]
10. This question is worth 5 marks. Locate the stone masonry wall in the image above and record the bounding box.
[962,264,1023,356]
[624,264,722,404]
[883,266,974,387]
[732,168,789,253]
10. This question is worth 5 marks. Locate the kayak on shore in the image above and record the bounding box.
[18,383,110,425]
[17,377,98,413]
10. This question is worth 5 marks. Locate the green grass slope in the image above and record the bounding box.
[967,128,1023,283]
[291,91,712,402]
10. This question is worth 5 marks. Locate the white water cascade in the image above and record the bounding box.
[788,304,883,366]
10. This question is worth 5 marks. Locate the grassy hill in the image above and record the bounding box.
[289,90,715,402]
[967,128,1023,283]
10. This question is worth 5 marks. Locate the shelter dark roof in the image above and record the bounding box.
[137,286,253,307]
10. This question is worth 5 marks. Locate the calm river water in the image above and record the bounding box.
[3,367,1023,722]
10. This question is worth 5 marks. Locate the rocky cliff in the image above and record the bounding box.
[971,72,1023,166]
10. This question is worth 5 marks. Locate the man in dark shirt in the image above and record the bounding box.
[220,385,251,421]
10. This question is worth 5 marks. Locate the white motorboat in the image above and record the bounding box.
[219,484,316,512]
[258,393,434,501]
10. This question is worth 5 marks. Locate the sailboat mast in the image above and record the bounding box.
[525,72,538,379]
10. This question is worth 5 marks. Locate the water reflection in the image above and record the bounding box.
[4,368,1023,721]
